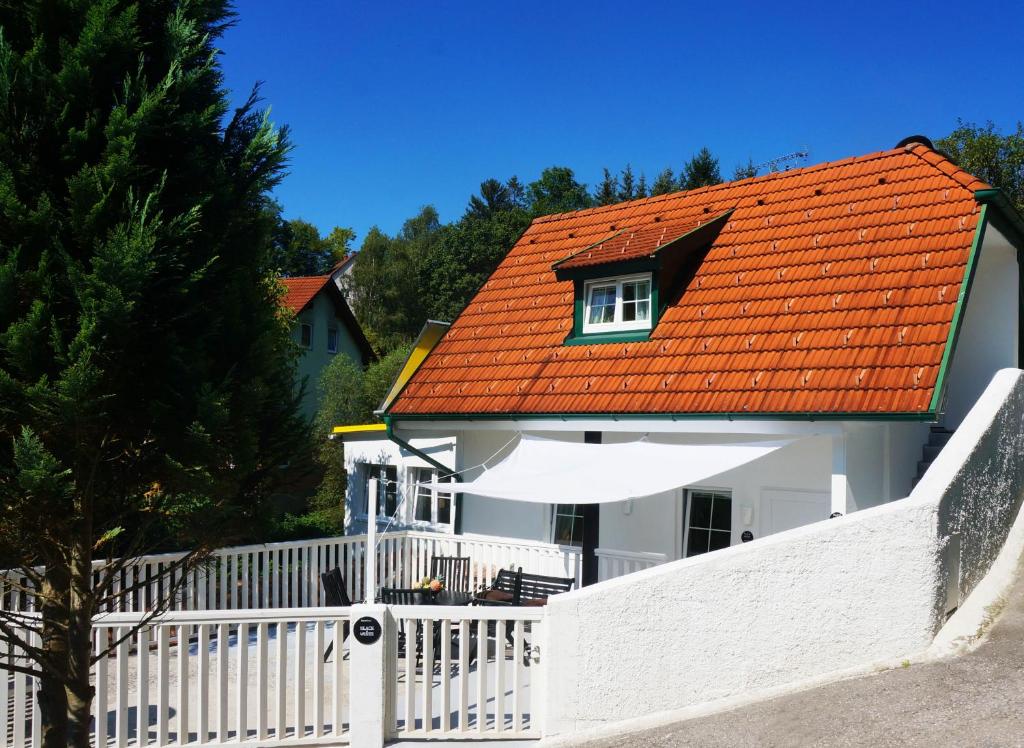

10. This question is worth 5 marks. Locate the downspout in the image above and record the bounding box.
[384,415,464,535]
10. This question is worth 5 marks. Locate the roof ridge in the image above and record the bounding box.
[530,146,914,226]
[903,143,991,193]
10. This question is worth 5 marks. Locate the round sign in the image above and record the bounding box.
[353,616,382,645]
[740,530,754,543]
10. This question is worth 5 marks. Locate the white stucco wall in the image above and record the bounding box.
[542,369,1024,735]
[343,434,455,534]
[458,429,571,542]
[942,224,1019,428]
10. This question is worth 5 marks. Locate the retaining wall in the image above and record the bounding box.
[542,369,1024,735]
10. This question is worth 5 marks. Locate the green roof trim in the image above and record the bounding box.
[389,410,938,423]
[928,203,988,414]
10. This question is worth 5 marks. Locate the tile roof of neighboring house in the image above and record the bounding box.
[279,274,377,364]
[280,275,332,314]
[388,144,993,417]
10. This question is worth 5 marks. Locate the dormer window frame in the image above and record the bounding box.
[582,272,654,335]
[553,208,734,347]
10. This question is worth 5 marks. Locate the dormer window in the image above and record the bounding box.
[583,274,652,333]
[552,208,733,345]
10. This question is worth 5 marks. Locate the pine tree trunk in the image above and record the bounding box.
[65,537,94,748]
[38,565,70,748]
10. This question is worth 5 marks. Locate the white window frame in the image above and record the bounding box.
[407,466,454,530]
[682,488,733,558]
[326,326,339,354]
[551,503,586,547]
[299,322,313,349]
[582,272,653,334]
[357,463,399,521]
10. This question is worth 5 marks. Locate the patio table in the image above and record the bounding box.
[412,591,474,606]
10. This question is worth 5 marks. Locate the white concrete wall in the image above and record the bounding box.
[542,369,1024,735]
[943,224,1019,428]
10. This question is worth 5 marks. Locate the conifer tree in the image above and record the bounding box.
[636,172,649,198]
[682,147,723,190]
[651,167,678,195]
[618,164,636,201]
[594,168,620,206]
[733,157,759,180]
[0,3,308,744]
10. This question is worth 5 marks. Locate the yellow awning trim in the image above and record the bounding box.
[331,423,387,435]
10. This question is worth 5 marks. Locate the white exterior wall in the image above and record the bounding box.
[458,429,574,542]
[343,434,455,534]
[598,434,833,558]
[453,424,933,557]
[542,369,1024,735]
[943,223,1019,427]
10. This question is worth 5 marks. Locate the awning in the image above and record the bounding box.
[422,433,797,504]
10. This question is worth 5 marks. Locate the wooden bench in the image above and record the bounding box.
[475,567,575,606]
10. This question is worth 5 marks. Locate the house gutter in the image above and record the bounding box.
[383,415,464,534]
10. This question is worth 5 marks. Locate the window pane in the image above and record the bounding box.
[710,495,732,531]
[709,530,732,552]
[437,493,451,524]
[327,327,338,352]
[587,285,616,324]
[686,529,710,557]
[300,323,312,348]
[415,493,431,521]
[553,514,577,545]
[689,493,712,528]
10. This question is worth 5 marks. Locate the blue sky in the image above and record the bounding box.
[219,1,1023,243]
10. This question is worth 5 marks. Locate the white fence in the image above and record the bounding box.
[387,605,544,740]
[2,603,545,747]
[1,530,574,746]
[595,549,667,582]
[1,530,581,614]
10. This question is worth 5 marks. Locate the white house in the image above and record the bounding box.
[342,138,1023,586]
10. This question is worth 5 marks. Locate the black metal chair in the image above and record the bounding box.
[429,556,471,592]
[379,587,428,662]
[320,568,352,662]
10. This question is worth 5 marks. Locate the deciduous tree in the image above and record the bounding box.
[938,121,1024,213]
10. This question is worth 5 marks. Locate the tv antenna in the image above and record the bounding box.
[756,148,810,174]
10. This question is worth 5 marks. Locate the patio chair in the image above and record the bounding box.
[473,567,522,606]
[429,555,471,592]
[379,587,428,662]
[320,568,352,662]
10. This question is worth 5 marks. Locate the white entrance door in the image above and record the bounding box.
[762,489,830,536]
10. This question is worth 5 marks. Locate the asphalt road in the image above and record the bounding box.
[567,556,1024,748]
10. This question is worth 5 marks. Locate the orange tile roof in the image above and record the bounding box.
[280,275,331,314]
[389,144,991,417]
[554,213,726,270]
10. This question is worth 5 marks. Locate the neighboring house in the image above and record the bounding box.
[280,274,375,420]
[330,253,358,303]
[343,138,1023,585]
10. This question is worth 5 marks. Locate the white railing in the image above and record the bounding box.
[387,605,544,740]
[595,548,668,582]
[2,531,581,614]
[2,608,353,748]
[2,603,547,747]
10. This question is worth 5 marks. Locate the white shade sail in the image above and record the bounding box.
[422,434,797,504]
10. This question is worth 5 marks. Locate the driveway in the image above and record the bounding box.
[562,555,1024,748]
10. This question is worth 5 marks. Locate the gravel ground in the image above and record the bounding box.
[564,555,1024,748]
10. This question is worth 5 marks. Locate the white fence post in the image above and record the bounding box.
[348,603,391,748]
